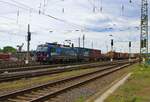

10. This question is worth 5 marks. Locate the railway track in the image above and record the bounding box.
[0,61,41,69]
[0,63,131,102]
[0,60,132,82]
[0,64,68,74]
[0,62,91,74]
[0,60,131,74]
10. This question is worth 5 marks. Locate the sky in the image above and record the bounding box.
[0,0,149,53]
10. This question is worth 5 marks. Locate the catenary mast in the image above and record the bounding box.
[140,0,148,62]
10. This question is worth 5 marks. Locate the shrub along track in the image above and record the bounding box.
[0,62,133,102]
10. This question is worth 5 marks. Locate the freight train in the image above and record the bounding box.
[36,43,102,63]
[36,43,138,63]
[106,51,129,60]
[106,51,139,60]
[0,53,11,61]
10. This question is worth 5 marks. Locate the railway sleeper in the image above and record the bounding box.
[16,96,33,100]
[24,94,41,98]
[36,90,49,94]
[50,98,62,102]
[0,64,131,102]
[31,91,47,96]
[16,95,39,101]
[7,98,27,102]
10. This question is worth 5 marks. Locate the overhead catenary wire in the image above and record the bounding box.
[0,0,88,38]
[0,13,52,31]
[0,0,147,52]
[0,0,85,30]
[0,15,58,38]
[0,0,137,31]
[16,8,19,24]
[8,0,86,29]
[0,9,83,38]
[0,0,29,10]
[87,0,99,13]
[0,0,146,34]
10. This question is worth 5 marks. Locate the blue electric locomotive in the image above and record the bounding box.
[36,43,78,63]
[36,42,102,63]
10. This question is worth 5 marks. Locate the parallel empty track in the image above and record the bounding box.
[0,60,132,82]
[0,60,131,74]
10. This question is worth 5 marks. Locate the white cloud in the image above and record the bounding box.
[0,0,149,53]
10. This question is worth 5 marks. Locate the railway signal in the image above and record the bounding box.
[111,39,114,62]
[26,24,31,64]
[111,39,114,47]
[83,34,85,48]
[129,41,131,62]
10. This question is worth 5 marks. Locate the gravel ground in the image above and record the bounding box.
[45,64,133,102]
[0,67,102,95]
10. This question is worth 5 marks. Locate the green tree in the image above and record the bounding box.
[0,48,2,52]
[3,46,17,53]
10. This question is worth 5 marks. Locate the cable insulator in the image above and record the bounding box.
[62,8,64,13]
[100,7,103,12]
[129,0,132,3]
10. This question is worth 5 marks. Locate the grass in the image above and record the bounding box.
[75,96,86,102]
[0,68,100,93]
[105,64,150,102]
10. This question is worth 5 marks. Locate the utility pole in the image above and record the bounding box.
[111,39,113,52]
[106,45,108,53]
[92,41,93,49]
[26,24,31,64]
[17,43,24,61]
[111,39,114,61]
[140,0,148,63]
[129,41,131,62]
[83,35,85,48]
[78,37,81,62]
[78,37,80,48]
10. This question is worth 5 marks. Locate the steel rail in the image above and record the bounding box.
[0,63,132,102]
[0,60,132,74]
[0,61,131,82]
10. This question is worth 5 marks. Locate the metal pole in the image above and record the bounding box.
[140,0,148,63]
[111,39,113,61]
[129,41,131,62]
[83,35,85,48]
[78,37,80,61]
[26,24,31,64]
[78,37,80,48]
[27,37,29,64]
[92,41,93,49]
[106,45,108,53]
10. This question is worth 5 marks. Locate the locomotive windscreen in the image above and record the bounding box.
[36,45,48,52]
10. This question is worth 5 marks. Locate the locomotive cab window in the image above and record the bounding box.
[51,48,56,52]
[36,46,48,52]
[51,47,57,56]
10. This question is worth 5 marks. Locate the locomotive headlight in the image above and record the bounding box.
[43,58,46,60]
[46,54,49,58]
